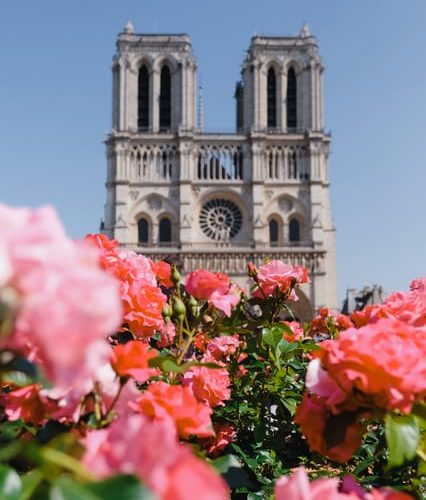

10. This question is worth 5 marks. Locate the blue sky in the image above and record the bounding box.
[1,0,425,302]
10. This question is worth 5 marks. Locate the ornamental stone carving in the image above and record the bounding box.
[199,199,242,241]
[103,26,338,312]
[147,194,162,211]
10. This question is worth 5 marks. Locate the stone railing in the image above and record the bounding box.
[192,135,246,181]
[127,247,326,275]
[263,144,310,182]
[128,143,178,182]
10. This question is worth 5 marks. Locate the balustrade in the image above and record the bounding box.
[121,138,316,184]
[264,145,309,182]
[124,247,325,275]
[128,144,177,181]
[194,144,244,181]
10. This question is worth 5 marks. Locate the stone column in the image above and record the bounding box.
[151,68,160,133]
[118,59,126,131]
[310,61,322,131]
[175,63,183,130]
[280,69,287,132]
[187,61,196,130]
[251,141,265,247]
[112,60,120,130]
[318,65,324,130]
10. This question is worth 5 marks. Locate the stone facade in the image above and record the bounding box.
[102,22,338,317]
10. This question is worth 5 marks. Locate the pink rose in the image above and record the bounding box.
[82,414,228,499]
[183,365,231,407]
[185,270,230,299]
[0,205,122,393]
[251,260,309,300]
[275,467,356,499]
[206,335,241,362]
[131,381,214,438]
[319,319,426,413]
[186,270,240,317]
[294,393,365,463]
[282,321,304,341]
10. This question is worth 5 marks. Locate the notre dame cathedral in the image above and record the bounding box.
[102,21,338,317]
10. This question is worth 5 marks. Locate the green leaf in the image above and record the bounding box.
[385,413,420,468]
[0,438,24,462]
[1,370,34,387]
[278,339,299,356]
[281,397,297,416]
[262,326,283,349]
[412,403,426,423]
[149,356,182,373]
[21,469,44,500]
[212,454,254,489]
[87,475,156,500]
[0,465,22,500]
[50,475,156,500]
[247,493,265,500]
[212,454,242,474]
[50,478,99,500]
[149,355,221,374]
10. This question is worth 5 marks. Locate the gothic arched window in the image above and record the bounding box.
[159,217,172,243]
[267,67,277,128]
[160,65,172,130]
[289,218,300,242]
[287,67,297,129]
[138,65,149,130]
[138,218,149,244]
[269,219,279,245]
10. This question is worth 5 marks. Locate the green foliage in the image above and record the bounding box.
[385,414,420,469]
[0,266,424,499]
[50,475,155,500]
[0,465,22,500]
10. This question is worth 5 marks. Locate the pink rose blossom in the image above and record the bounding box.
[132,381,214,438]
[2,384,52,425]
[185,269,240,317]
[275,467,356,499]
[158,320,176,347]
[0,205,122,393]
[86,235,168,337]
[183,365,231,407]
[282,321,304,341]
[82,414,228,500]
[206,335,241,362]
[319,319,426,413]
[251,260,309,300]
[275,467,412,500]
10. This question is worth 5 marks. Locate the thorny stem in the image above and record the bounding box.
[104,379,127,420]
[177,328,196,364]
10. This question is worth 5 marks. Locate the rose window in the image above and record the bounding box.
[199,199,242,241]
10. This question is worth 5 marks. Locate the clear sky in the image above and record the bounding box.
[1,0,425,303]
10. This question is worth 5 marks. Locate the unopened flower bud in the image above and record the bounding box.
[172,266,181,285]
[247,262,257,279]
[173,299,186,317]
[162,303,172,319]
[189,296,199,316]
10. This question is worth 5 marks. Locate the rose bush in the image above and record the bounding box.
[0,204,424,499]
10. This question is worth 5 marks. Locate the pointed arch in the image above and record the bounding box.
[287,67,297,129]
[269,218,279,245]
[159,216,172,244]
[160,65,172,130]
[267,67,277,128]
[289,217,300,242]
[138,65,150,130]
[138,217,149,244]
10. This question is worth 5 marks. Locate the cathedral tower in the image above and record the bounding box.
[103,22,338,316]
